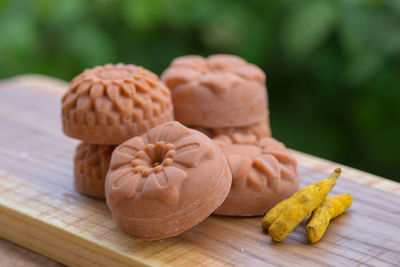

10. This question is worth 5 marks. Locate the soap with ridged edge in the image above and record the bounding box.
[62,63,174,144]
[74,142,116,199]
[213,135,299,216]
[161,54,268,128]
[105,121,232,240]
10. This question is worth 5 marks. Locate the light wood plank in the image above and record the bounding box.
[0,75,399,266]
[0,237,62,267]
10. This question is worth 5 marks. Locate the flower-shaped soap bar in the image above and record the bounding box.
[161,54,268,128]
[213,134,299,216]
[62,63,174,144]
[105,121,232,240]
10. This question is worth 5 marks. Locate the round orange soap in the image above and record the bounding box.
[105,121,232,240]
[213,135,299,216]
[62,63,174,144]
[161,54,268,128]
[74,142,116,199]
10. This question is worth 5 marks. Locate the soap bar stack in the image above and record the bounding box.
[162,55,299,216]
[62,63,174,198]
[61,56,301,241]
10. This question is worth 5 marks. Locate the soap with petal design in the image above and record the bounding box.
[213,134,299,216]
[105,121,232,240]
[161,54,268,128]
[62,63,174,144]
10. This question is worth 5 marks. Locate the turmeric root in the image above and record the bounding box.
[261,189,302,230]
[261,168,341,242]
[306,194,353,243]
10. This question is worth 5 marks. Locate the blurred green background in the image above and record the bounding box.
[0,0,399,181]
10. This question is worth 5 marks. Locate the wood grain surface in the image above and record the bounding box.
[0,75,399,266]
[0,237,62,267]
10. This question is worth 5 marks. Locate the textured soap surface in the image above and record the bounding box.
[74,142,116,199]
[213,135,299,216]
[105,121,232,240]
[161,54,268,128]
[62,63,174,145]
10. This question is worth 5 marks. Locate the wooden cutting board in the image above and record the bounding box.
[0,75,399,266]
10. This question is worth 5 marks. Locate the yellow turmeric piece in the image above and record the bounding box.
[306,194,353,243]
[261,168,341,242]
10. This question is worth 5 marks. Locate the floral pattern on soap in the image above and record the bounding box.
[108,122,213,206]
[161,54,266,95]
[214,134,298,194]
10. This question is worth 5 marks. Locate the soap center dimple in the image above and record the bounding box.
[131,141,176,176]
[153,162,160,167]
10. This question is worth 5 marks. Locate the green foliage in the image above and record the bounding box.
[0,0,399,181]
[282,0,337,59]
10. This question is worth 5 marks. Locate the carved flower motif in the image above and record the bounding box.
[62,63,173,145]
[108,122,211,206]
[71,63,161,88]
[214,134,298,193]
[161,54,266,94]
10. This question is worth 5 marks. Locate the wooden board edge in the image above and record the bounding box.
[0,198,151,267]
[0,74,68,94]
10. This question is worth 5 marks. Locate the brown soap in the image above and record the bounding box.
[213,135,299,216]
[74,142,116,199]
[105,121,232,240]
[62,63,174,145]
[193,118,271,141]
[161,54,268,128]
